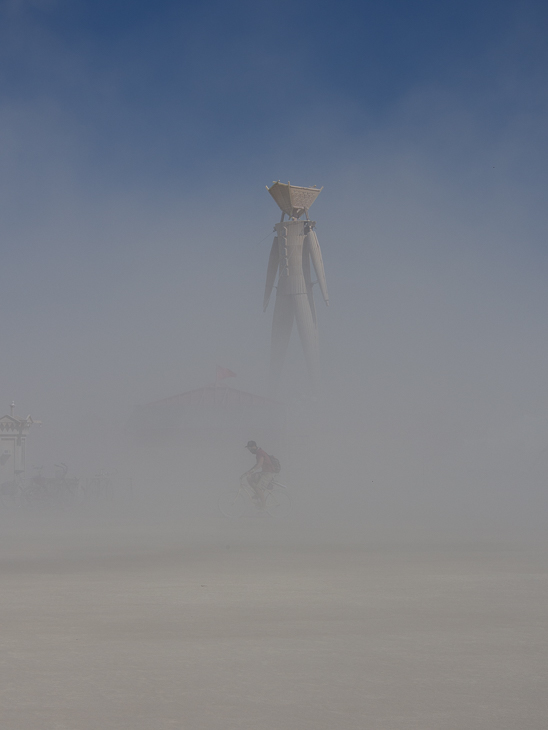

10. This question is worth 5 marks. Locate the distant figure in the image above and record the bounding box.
[242,440,276,509]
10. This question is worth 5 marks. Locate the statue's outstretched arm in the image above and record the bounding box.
[302,245,317,327]
[263,236,279,312]
[307,229,329,305]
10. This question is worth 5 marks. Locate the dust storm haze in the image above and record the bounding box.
[1,1,548,728]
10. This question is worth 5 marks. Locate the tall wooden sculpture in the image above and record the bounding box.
[264,182,329,395]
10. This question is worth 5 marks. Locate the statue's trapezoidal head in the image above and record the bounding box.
[267,181,322,219]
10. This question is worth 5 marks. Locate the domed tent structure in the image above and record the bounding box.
[128,384,285,449]
[124,384,286,512]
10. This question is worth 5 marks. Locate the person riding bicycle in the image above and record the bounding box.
[243,440,276,509]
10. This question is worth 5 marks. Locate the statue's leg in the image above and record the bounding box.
[269,292,294,395]
[294,292,321,394]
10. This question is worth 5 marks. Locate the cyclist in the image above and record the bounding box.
[243,440,276,509]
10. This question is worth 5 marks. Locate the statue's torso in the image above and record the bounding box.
[274,221,307,295]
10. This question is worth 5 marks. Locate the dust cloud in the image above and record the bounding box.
[1,128,547,726]
[1,3,548,727]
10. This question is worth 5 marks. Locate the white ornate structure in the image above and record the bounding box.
[264,182,329,395]
[0,403,37,483]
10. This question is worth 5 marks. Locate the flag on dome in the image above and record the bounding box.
[216,366,237,381]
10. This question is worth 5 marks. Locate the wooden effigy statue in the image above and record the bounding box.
[264,182,329,396]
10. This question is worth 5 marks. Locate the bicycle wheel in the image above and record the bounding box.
[218,488,251,518]
[265,485,292,518]
[48,481,80,508]
[0,480,22,509]
[22,486,50,509]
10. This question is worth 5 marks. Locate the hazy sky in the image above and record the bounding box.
[1,0,547,508]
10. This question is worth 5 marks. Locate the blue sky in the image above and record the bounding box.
[3,0,547,187]
[1,0,548,514]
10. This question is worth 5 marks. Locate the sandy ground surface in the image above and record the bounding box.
[1,516,547,730]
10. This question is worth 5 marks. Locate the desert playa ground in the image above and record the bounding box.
[1,516,547,730]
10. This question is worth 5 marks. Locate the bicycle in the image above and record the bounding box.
[21,466,50,508]
[46,464,82,507]
[17,464,82,509]
[0,473,25,508]
[218,476,292,519]
[82,471,112,501]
